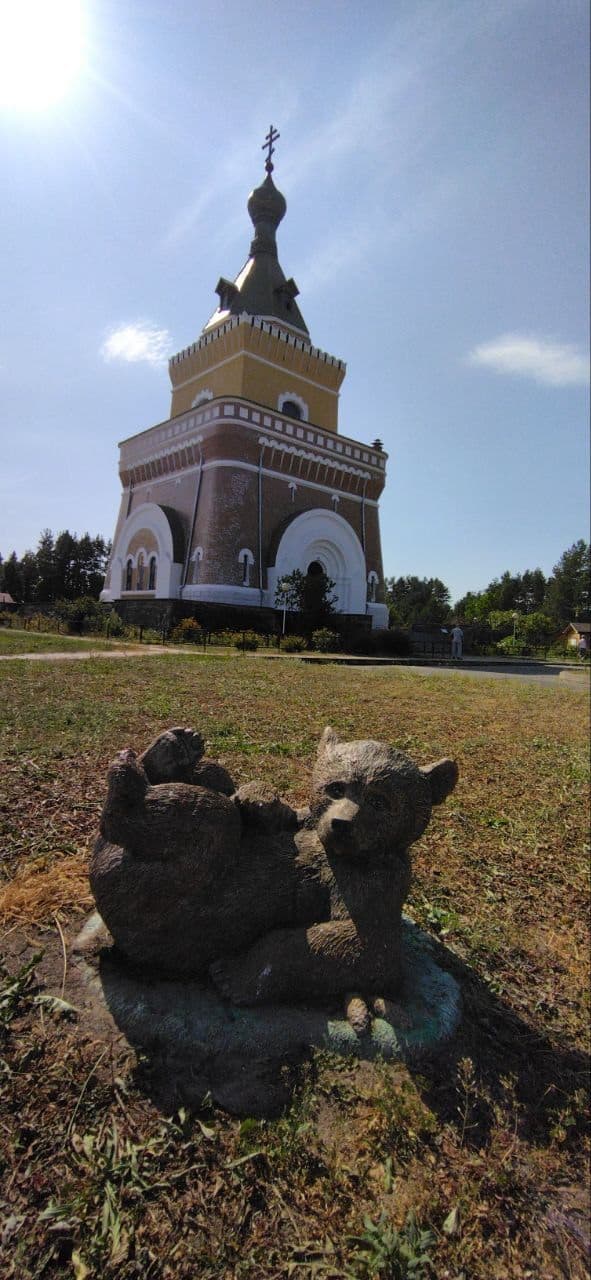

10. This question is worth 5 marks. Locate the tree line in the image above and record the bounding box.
[0,529,588,631]
[386,540,590,629]
[0,530,110,604]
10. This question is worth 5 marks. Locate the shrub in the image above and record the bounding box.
[374,628,412,657]
[25,611,60,634]
[54,596,103,634]
[141,628,165,645]
[496,636,531,656]
[311,628,340,653]
[102,609,125,637]
[234,630,259,651]
[208,630,236,647]
[170,617,203,644]
[281,634,306,653]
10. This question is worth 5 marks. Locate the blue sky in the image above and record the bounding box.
[0,0,588,603]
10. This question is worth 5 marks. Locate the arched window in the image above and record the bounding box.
[278,392,308,422]
[125,559,133,591]
[367,571,379,603]
[191,547,203,584]
[282,400,302,420]
[137,553,145,591]
[148,556,157,591]
[238,548,255,586]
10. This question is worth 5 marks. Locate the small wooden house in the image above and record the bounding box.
[556,620,591,649]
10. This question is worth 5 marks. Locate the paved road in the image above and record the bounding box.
[381,663,588,688]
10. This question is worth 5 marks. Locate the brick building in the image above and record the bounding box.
[101,134,389,629]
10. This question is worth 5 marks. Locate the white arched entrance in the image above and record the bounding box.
[266,508,367,615]
[100,503,183,601]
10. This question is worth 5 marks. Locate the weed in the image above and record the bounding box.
[345,1209,435,1278]
[0,953,42,1034]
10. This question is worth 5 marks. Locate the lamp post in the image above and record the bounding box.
[512,612,519,640]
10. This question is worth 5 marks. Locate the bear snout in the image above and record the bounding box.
[317,798,360,852]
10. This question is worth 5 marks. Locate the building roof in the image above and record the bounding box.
[559,620,591,636]
[0,592,15,605]
[203,167,309,338]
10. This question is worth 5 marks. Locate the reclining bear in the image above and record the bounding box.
[90,726,458,1010]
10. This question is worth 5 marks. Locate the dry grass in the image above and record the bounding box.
[0,655,589,1278]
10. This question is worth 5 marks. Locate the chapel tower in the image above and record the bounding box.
[101,129,389,628]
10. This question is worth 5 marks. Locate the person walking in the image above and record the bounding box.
[450,624,464,660]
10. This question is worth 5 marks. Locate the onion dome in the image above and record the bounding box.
[247,173,287,256]
[202,128,309,336]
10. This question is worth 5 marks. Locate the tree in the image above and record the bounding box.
[544,540,590,622]
[1,552,22,602]
[385,576,451,627]
[35,529,56,601]
[275,567,337,623]
[455,567,547,621]
[20,551,39,603]
[0,529,110,605]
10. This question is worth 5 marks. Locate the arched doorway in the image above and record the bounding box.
[267,508,367,614]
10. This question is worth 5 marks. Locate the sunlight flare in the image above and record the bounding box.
[0,0,86,112]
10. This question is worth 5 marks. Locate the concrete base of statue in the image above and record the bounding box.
[71,911,461,1116]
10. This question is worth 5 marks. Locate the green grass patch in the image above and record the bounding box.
[0,628,138,656]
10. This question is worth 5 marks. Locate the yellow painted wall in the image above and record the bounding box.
[169,324,345,431]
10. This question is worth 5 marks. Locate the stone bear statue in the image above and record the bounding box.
[209,727,458,1012]
[90,727,458,1013]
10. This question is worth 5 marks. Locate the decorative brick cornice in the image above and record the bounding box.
[169,311,345,372]
[119,397,387,474]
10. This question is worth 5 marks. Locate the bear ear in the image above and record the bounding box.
[421,758,459,805]
[318,726,341,755]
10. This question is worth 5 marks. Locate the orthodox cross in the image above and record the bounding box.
[262,124,280,173]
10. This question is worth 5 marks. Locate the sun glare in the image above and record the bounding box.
[0,0,86,112]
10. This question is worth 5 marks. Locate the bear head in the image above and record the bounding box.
[311,727,458,861]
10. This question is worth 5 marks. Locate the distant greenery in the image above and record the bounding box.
[0,529,109,603]
[384,541,589,632]
[454,540,590,626]
[385,576,451,627]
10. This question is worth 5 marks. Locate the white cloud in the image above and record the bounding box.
[467,333,590,387]
[100,321,172,368]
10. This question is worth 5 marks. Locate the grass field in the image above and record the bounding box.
[0,655,589,1278]
[0,629,141,656]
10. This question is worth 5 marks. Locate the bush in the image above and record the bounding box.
[54,596,103,634]
[102,609,125,637]
[281,634,307,653]
[141,628,165,645]
[311,628,341,653]
[170,617,203,644]
[496,636,531,656]
[25,611,61,634]
[234,630,259,651]
[372,628,413,657]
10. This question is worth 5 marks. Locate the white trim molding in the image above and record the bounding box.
[191,389,213,408]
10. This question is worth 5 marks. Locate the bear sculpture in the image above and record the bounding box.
[90,726,458,1019]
